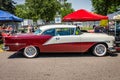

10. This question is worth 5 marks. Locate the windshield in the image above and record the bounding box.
[34,29,42,34]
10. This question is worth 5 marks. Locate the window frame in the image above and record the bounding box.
[55,27,75,36]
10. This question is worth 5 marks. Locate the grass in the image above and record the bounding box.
[0,40,3,50]
[81,26,93,30]
[0,43,3,49]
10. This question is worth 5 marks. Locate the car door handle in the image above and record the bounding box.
[56,37,60,40]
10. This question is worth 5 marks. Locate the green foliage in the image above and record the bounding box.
[0,39,3,49]
[81,26,93,30]
[91,0,120,15]
[15,4,31,19]
[0,44,3,50]
[25,0,61,21]
[60,2,74,18]
[15,0,74,22]
[0,0,16,14]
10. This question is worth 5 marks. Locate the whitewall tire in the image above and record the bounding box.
[24,46,39,58]
[93,44,107,57]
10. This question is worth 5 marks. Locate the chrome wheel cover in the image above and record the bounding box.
[94,44,107,56]
[24,46,37,58]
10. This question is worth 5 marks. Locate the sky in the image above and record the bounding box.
[67,0,92,11]
[13,0,92,11]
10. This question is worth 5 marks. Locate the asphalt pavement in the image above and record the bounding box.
[0,52,120,80]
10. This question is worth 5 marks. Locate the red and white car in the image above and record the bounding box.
[3,24,116,58]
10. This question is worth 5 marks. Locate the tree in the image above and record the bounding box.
[15,0,74,22]
[60,1,74,17]
[25,0,61,22]
[0,0,16,14]
[91,0,120,15]
[15,4,31,19]
[107,0,120,13]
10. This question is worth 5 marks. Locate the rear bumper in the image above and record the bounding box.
[3,46,10,51]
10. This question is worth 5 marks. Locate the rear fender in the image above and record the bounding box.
[19,44,40,52]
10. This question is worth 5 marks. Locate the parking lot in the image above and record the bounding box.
[0,52,120,80]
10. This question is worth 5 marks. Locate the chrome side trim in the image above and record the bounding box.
[4,43,26,46]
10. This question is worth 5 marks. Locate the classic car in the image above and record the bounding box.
[3,24,116,58]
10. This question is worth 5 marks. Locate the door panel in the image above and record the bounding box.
[42,35,82,52]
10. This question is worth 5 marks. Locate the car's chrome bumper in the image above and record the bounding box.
[3,46,9,51]
[108,47,116,53]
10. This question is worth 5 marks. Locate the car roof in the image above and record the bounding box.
[39,24,76,31]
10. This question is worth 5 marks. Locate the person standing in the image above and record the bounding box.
[27,25,32,33]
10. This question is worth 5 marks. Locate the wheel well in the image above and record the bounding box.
[88,42,108,52]
[35,46,40,52]
[95,42,108,48]
[19,46,40,52]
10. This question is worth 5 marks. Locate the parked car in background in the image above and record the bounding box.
[3,24,116,58]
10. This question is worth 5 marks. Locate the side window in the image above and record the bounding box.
[56,28,74,36]
[42,29,55,36]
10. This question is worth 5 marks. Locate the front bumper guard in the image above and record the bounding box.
[108,47,116,53]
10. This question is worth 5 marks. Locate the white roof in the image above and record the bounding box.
[39,24,76,31]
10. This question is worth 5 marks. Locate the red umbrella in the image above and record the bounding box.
[62,9,108,22]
